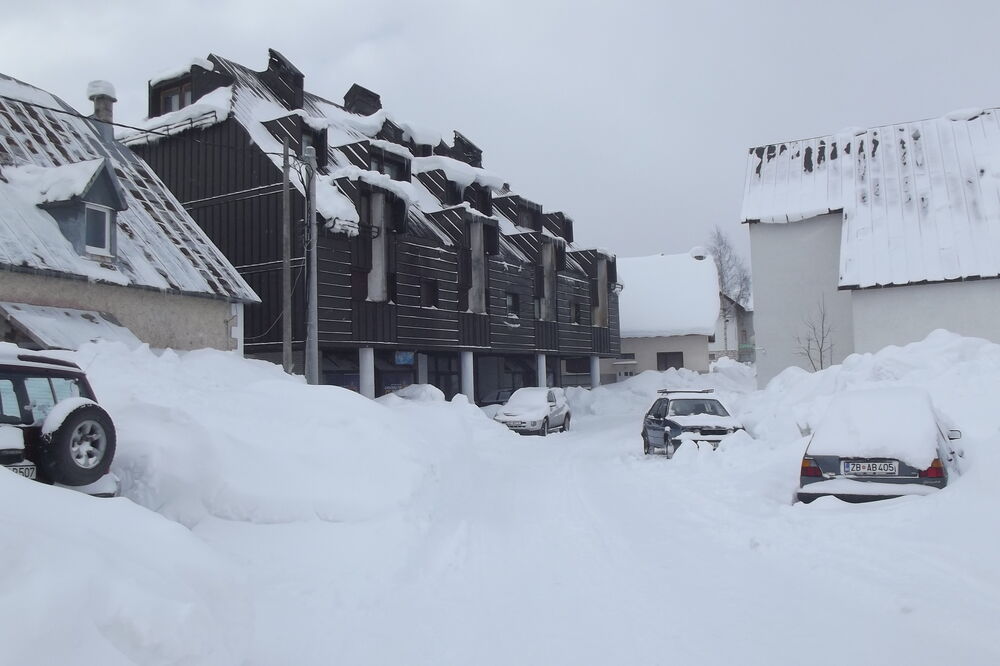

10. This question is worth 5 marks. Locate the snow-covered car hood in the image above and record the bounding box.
[494,408,549,422]
[668,415,741,429]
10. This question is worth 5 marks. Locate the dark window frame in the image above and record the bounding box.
[158,81,192,115]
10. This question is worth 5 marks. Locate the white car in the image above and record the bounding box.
[493,387,571,436]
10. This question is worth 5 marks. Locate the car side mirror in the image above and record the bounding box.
[948,429,962,441]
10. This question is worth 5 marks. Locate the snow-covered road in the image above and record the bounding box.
[198,409,998,665]
[4,333,1000,665]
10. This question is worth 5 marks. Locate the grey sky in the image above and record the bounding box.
[4,0,998,261]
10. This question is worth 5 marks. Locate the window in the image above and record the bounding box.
[708,335,716,343]
[370,151,408,181]
[656,352,684,371]
[420,279,439,307]
[85,205,112,256]
[668,399,730,417]
[159,82,192,114]
[505,292,520,317]
[620,352,635,360]
[570,302,583,325]
[0,379,20,423]
[564,358,589,374]
[23,377,57,423]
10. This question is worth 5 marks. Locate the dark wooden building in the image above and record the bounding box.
[129,49,620,402]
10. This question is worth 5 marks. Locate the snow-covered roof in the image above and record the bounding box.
[741,108,1000,289]
[616,252,720,338]
[0,74,257,302]
[130,52,599,270]
[0,301,141,350]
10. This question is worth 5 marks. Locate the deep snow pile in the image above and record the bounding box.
[3,331,1000,665]
[0,467,249,666]
[60,343,432,526]
[565,355,755,416]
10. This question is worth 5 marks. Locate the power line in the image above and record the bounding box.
[0,93,310,166]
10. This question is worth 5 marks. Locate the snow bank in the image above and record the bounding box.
[56,343,430,526]
[741,330,1000,447]
[0,473,249,665]
[566,361,755,417]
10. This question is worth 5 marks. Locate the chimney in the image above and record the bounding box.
[87,80,116,140]
[343,83,381,116]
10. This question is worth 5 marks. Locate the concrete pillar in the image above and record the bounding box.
[536,353,547,387]
[417,353,429,385]
[359,347,376,399]
[590,355,601,388]
[460,351,475,402]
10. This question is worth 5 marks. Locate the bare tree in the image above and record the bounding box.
[707,226,752,308]
[795,297,834,371]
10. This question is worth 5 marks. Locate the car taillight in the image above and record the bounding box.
[801,457,822,477]
[919,459,945,478]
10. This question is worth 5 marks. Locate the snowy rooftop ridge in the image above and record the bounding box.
[616,251,720,338]
[741,108,1000,289]
[0,73,257,302]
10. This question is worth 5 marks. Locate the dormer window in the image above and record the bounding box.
[84,204,113,256]
[159,82,192,114]
[370,148,409,181]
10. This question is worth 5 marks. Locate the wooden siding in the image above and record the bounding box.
[134,118,281,206]
[133,59,622,366]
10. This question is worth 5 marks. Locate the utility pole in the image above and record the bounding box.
[281,138,292,373]
[304,146,320,385]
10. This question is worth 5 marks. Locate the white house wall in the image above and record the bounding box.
[1,271,238,351]
[749,213,854,384]
[852,279,1000,353]
[602,335,711,379]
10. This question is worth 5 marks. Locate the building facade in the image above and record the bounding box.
[742,108,1000,384]
[0,74,256,352]
[130,50,621,402]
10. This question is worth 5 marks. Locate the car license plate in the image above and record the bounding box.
[5,462,36,480]
[843,460,898,476]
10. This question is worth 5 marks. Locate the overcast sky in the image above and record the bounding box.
[4,0,998,261]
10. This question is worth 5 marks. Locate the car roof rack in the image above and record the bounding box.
[656,388,715,394]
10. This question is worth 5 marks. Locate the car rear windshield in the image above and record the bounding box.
[0,372,86,425]
[667,399,729,417]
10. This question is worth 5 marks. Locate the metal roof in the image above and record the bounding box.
[741,109,1000,289]
[0,74,257,302]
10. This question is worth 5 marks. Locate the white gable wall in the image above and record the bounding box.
[749,213,854,384]
[601,334,711,379]
[852,279,1000,354]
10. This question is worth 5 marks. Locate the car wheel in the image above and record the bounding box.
[665,441,676,459]
[38,404,116,486]
[643,436,650,455]
[539,418,549,436]
[562,415,571,432]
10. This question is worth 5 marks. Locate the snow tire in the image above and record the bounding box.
[38,404,116,486]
